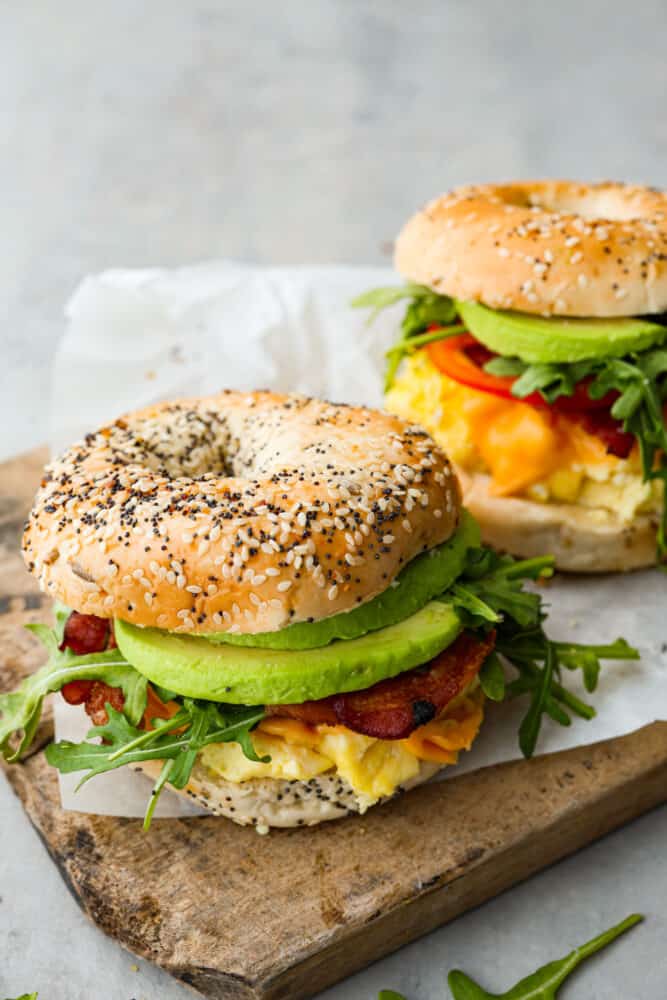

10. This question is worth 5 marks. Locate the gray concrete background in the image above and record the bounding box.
[1,2,666,997]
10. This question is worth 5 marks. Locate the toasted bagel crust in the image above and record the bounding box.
[395,180,667,317]
[23,391,460,633]
[135,758,442,827]
[460,471,659,572]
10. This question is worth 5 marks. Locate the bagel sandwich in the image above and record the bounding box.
[355,180,667,572]
[1,391,635,829]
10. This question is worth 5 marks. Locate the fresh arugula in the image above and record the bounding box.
[447,913,643,999]
[0,619,148,763]
[486,348,667,557]
[379,913,643,1000]
[449,548,638,757]
[352,283,461,390]
[46,700,265,829]
[3,994,38,1000]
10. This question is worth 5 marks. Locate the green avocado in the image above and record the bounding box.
[114,601,463,705]
[457,299,667,363]
[201,510,479,650]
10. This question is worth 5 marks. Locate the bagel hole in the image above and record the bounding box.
[109,410,237,479]
[525,189,649,222]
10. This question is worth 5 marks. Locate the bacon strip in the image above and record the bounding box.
[59,610,494,740]
[60,611,115,655]
[81,682,126,726]
[60,611,119,720]
[267,629,495,740]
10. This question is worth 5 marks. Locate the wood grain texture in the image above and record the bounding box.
[2,449,667,1000]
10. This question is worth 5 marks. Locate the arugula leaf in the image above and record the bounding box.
[450,548,552,631]
[447,913,643,999]
[0,622,148,762]
[352,283,460,390]
[444,547,638,757]
[46,699,266,830]
[4,994,38,1000]
[351,283,435,322]
[378,992,407,1000]
[478,652,506,702]
[496,629,637,757]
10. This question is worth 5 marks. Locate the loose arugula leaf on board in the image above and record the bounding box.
[4,994,39,1000]
[378,992,408,1000]
[45,699,266,829]
[0,623,148,762]
[447,913,643,999]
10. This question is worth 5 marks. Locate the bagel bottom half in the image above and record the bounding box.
[460,471,659,573]
[133,758,442,829]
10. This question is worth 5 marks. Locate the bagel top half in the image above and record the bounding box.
[23,390,460,634]
[395,180,667,317]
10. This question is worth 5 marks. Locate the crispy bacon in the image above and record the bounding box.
[58,605,180,728]
[267,629,495,740]
[82,682,125,726]
[62,678,179,729]
[61,679,95,705]
[59,611,114,655]
[60,611,119,717]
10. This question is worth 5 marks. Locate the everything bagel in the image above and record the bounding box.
[395,180,667,317]
[23,390,460,634]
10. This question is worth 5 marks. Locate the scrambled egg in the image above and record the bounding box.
[387,350,663,523]
[200,689,484,804]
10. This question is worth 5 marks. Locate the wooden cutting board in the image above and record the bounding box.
[2,449,667,1000]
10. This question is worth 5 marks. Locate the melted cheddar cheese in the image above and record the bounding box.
[199,689,484,804]
[386,350,663,521]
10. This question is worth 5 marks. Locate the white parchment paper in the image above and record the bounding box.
[51,263,667,816]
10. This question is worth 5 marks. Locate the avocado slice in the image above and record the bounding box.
[114,601,463,705]
[201,510,479,650]
[457,299,667,363]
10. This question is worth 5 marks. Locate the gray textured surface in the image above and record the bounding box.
[1,2,667,998]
